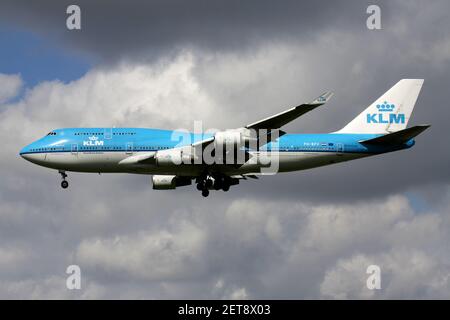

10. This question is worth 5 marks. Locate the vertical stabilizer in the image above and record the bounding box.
[337,79,424,134]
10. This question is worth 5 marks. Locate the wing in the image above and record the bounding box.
[189,91,333,149]
[118,91,334,166]
[245,91,333,130]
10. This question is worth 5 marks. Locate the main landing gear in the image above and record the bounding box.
[196,174,233,197]
[59,170,69,189]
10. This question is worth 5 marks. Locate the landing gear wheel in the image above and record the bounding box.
[196,182,204,191]
[59,170,69,189]
[213,177,222,190]
[205,178,213,189]
[201,189,209,197]
[222,184,230,192]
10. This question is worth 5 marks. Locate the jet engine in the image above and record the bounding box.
[211,129,257,164]
[152,175,192,190]
[214,129,256,150]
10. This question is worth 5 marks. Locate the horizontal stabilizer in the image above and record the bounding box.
[359,125,430,145]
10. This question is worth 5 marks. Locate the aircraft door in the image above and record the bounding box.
[126,142,133,155]
[71,143,78,155]
[104,127,112,139]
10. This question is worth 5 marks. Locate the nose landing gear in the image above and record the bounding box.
[59,170,69,189]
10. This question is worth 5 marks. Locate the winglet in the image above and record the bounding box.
[310,91,334,105]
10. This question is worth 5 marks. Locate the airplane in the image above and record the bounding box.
[20,79,429,197]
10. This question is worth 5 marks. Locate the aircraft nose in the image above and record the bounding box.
[20,153,31,161]
[20,142,49,166]
[19,144,33,161]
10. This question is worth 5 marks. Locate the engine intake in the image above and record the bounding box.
[212,129,256,164]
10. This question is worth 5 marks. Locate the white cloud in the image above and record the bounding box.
[320,254,376,299]
[0,73,22,103]
[320,250,450,299]
[228,287,249,300]
[1,178,450,298]
[1,54,215,141]
[224,199,284,245]
[76,220,207,281]
[294,195,411,256]
[0,276,109,300]
[0,246,30,273]
[0,43,450,299]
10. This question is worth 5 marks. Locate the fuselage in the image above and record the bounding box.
[19,127,414,176]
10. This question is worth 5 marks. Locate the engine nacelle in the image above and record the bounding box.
[155,148,194,166]
[152,175,191,190]
[214,129,257,150]
[214,130,242,149]
[212,129,256,164]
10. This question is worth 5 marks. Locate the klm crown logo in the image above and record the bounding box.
[376,101,395,112]
[367,101,405,124]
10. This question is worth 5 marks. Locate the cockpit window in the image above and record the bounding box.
[46,132,57,136]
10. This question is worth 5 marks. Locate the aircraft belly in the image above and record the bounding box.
[39,151,369,175]
[44,152,128,172]
[235,152,368,174]
[278,152,339,172]
[42,152,202,175]
[276,152,368,172]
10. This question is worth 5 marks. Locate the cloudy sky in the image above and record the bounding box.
[0,0,450,299]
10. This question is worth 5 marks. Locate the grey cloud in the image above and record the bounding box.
[1,0,450,299]
[3,189,450,299]
[0,0,390,63]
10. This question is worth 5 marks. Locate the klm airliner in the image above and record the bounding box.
[20,79,429,197]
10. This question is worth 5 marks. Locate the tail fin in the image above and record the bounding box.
[337,79,424,134]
